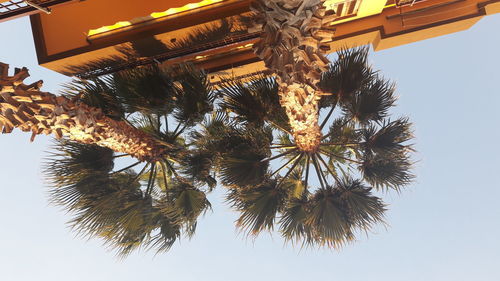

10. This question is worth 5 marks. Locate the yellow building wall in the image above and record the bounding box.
[485,1,500,14]
[328,0,388,25]
[329,0,498,52]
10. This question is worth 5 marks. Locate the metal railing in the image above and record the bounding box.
[0,0,72,21]
[395,0,428,7]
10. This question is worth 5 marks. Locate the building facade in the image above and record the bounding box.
[2,0,500,78]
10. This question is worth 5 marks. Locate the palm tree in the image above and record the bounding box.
[211,47,414,247]
[0,63,172,161]
[56,47,410,254]
[250,0,337,152]
[2,45,412,254]
[44,63,217,256]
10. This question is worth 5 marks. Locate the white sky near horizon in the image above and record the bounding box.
[0,13,499,281]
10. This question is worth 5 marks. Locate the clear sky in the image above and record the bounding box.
[0,14,499,281]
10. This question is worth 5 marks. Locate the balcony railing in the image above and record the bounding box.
[395,0,428,7]
[0,0,72,22]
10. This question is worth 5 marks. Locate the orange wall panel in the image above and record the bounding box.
[40,0,197,55]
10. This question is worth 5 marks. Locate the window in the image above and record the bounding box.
[324,0,361,18]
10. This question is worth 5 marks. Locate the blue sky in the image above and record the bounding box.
[0,13,499,281]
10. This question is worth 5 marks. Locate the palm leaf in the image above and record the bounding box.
[362,117,413,155]
[219,149,269,187]
[319,47,374,104]
[62,77,125,120]
[172,65,214,126]
[218,75,288,131]
[227,178,288,236]
[279,198,314,246]
[113,64,177,114]
[306,185,353,247]
[361,152,414,190]
[342,76,396,124]
[180,150,217,189]
[336,178,386,229]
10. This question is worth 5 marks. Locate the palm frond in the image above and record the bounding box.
[227,178,288,236]
[218,75,289,131]
[320,47,374,103]
[362,117,413,155]
[279,198,314,246]
[361,152,414,190]
[172,65,214,126]
[326,117,360,144]
[342,76,396,124]
[336,177,386,229]
[146,213,181,253]
[306,185,354,248]
[219,149,269,187]
[170,18,240,50]
[62,77,125,120]
[113,64,177,114]
[44,140,115,201]
[180,150,217,189]
[217,126,273,187]
[159,182,211,237]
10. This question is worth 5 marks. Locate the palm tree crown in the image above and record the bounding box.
[38,47,414,256]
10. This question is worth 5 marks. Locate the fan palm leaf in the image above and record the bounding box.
[63,77,125,120]
[319,47,374,105]
[361,152,414,190]
[306,185,353,247]
[279,198,314,246]
[227,178,289,236]
[342,76,396,124]
[362,117,413,155]
[336,178,386,229]
[180,150,217,189]
[218,75,289,131]
[172,65,214,126]
[113,64,177,114]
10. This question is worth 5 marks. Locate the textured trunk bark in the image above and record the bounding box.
[0,64,167,162]
[251,0,336,152]
[279,83,322,152]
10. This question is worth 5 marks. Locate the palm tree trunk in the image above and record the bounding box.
[251,0,336,152]
[0,63,167,162]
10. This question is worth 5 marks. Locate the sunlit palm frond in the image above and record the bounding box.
[170,19,238,50]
